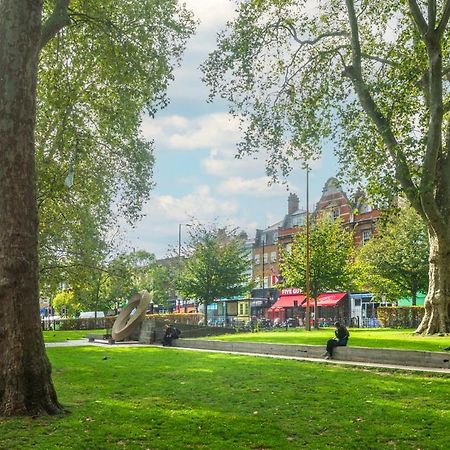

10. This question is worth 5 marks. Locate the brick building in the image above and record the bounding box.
[251,178,380,300]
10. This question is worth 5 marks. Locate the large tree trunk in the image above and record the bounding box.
[0,0,63,416]
[415,232,450,335]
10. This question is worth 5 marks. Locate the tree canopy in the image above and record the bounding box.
[37,0,196,298]
[355,203,429,305]
[176,225,252,324]
[203,0,450,333]
[279,215,354,327]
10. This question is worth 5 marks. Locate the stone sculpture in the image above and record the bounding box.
[112,290,151,341]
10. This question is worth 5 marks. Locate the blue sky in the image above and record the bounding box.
[126,0,338,258]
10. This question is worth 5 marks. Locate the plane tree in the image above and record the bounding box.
[279,215,354,328]
[176,225,252,325]
[0,0,194,416]
[203,0,450,334]
[355,204,429,305]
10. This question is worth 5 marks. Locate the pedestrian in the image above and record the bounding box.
[323,321,349,359]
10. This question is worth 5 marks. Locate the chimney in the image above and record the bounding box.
[288,193,299,214]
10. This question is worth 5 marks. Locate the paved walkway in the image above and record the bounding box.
[46,339,450,374]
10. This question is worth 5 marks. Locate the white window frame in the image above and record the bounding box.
[362,229,372,245]
[331,206,340,220]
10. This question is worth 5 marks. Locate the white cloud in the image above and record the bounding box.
[218,176,292,198]
[139,185,239,225]
[141,112,241,151]
[184,0,237,51]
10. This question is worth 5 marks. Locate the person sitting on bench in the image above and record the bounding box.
[323,322,349,359]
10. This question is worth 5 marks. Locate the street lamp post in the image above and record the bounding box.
[261,238,265,302]
[178,223,190,313]
[305,165,311,331]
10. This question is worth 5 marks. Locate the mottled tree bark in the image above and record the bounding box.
[416,232,450,334]
[0,0,63,416]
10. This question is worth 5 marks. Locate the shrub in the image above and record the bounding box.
[377,306,424,328]
[145,313,204,326]
[58,316,116,330]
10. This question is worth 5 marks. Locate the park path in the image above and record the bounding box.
[46,339,450,374]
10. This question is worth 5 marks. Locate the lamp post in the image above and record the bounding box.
[305,165,311,331]
[178,223,190,313]
[261,237,265,302]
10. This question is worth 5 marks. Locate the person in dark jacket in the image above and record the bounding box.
[162,324,175,346]
[162,324,181,346]
[323,322,349,359]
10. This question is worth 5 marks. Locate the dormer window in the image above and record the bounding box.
[331,207,340,220]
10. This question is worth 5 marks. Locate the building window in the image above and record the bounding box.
[286,244,292,254]
[264,276,270,288]
[263,253,269,264]
[270,251,277,262]
[331,206,340,220]
[254,254,260,265]
[362,229,372,245]
[239,303,244,315]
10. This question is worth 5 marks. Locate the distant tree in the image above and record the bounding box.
[146,264,172,308]
[355,204,429,306]
[102,251,171,311]
[279,216,354,327]
[176,225,251,324]
[51,290,80,317]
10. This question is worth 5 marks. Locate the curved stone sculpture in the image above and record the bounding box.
[112,290,151,341]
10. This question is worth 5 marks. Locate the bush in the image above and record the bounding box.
[377,306,424,328]
[146,313,203,326]
[58,316,116,330]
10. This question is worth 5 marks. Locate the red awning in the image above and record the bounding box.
[301,292,347,308]
[269,294,306,310]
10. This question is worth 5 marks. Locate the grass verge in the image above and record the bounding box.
[43,330,101,343]
[0,346,449,449]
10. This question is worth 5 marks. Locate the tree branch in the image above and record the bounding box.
[344,0,422,214]
[40,0,71,51]
[281,23,348,47]
[436,0,450,37]
[428,0,437,31]
[408,0,429,38]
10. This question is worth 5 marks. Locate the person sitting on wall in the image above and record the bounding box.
[162,324,175,346]
[162,324,181,346]
[323,322,349,359]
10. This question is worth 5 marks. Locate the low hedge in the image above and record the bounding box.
[58,316,116,331]
[377,306,424,328]
[146,313,203,325]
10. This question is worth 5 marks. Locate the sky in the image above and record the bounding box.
[126,0,338,258]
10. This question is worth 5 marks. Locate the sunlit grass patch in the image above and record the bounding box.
[1,346,448,449]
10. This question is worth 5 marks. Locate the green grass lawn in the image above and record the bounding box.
[205,328,450,352]
[0,346,448,449]
[43,330,101,342]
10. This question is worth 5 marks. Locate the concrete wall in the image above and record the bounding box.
[139,319,236,344]
[172,339,450,370]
